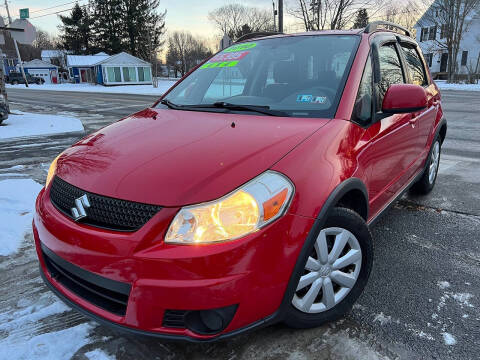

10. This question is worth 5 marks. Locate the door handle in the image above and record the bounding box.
[409,117,417,127]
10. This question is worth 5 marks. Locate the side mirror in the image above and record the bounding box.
[382,84,427,114]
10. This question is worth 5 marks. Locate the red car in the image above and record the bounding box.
[34,21,446,341]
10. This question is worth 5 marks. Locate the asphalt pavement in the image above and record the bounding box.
[0,88,478,360]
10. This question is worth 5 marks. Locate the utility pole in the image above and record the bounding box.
[4,0,29,88]
[278,0,284,33]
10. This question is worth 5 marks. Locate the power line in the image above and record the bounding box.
[29,3,88,19]
[29,1,87,14]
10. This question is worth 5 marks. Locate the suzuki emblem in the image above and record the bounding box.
[71,194,90,221]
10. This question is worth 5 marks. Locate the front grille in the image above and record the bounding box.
[41,244,131,316]
[50,176,162,231]
[163,310,187,328]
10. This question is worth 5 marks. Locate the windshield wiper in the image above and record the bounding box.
[160,99,287,117]
[211,102,288,117]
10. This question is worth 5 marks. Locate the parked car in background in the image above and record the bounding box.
[35,21,446,341]
[0,94,8,124]
[6,72,45,85]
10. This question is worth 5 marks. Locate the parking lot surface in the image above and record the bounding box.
[0,88,478,359]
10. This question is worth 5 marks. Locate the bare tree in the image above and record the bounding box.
[33,30,56,50]
[288,0,384,31]
[418,0,480,82]
[381,0,427,35]
[166,32,212,77]
[208,3,274,40]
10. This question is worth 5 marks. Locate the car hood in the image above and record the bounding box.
[56,108,329,206]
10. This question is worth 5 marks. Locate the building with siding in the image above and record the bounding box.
[21,59,59,84]
[66,52,152,86]
[414,2,480,79]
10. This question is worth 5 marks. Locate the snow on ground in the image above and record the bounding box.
[435,80,480,91]
[442,332,457,346]
[6,79,177,96]
[0,111,84,140]
[0,179,43,256]
[1,321,93,360]
[85,349,116,360]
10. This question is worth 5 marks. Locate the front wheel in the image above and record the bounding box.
[284,207,373,328]
[410,136,441,195]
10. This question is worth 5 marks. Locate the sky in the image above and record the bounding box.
[0,0,298,43]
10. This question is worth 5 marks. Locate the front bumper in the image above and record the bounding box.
[34,187,314,340]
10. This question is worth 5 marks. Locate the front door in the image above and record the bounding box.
[80,69,87,82]
[363,43,420,216]
[440,53,448,73]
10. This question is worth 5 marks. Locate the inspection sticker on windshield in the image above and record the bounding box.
[297,95,313,102]
[223,42,257,53]
[312,96,327,104]
[296,95,327,104]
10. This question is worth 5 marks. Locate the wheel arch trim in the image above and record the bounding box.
[277,177,369,318]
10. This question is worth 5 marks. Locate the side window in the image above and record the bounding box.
[401,45,428,86]
[353,55,372,125]
[376,44,405,111]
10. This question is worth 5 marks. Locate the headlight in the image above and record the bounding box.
[45,154,61,187]
[165,171,294,244]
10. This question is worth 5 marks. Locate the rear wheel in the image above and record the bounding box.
[410,136,441,195]
[284,207,373,328]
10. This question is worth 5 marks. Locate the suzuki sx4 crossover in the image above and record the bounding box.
[35,22,446,341]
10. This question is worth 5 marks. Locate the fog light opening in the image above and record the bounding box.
[184,305,238,335]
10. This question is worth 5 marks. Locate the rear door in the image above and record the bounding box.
[399,42,438,155]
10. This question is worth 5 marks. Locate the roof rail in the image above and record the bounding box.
[235,32,283,43]
[363,21,411,37]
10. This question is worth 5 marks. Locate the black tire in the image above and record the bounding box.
[410,135,442,195]
[284,207,373,329]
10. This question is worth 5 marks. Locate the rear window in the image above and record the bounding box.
[160,35,360,118]
[401,45,428,86]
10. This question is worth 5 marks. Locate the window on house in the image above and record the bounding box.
[352,55,372,125]
[138,67,145,81]
[421,28,429,42]
[143,67,152,81]
[440,24,447,39]
[7,59,15,67]
[401,45,428,86]
[122,67,130,82]
[107,67,122,82]
[461,51,468,66]
[129,67,137,82]
[376,44,405,111]
[428,26,437,41]
[424,53,433,68]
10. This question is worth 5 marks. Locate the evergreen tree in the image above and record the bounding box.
[90,0,124,54]
[122,0,166,61]
[353,9,369,29]
[58,3,92,54]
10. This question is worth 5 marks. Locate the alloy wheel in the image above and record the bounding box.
[292,227,362,313]
[428,141,440,184]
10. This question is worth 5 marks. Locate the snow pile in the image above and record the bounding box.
[442,332,457,345]
[85,349,116,360]
[1,322,93,359]
[435,80,480,91]
[6,80,177,96]
[0,179,43,256]
[0,111,84,140]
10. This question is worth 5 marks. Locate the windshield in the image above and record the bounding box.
[160,35,359,118]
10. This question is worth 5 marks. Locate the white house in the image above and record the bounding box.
[21,59,59,84]
[96,52,153,86]
[414,2,480,79]
[66,52,152,86]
